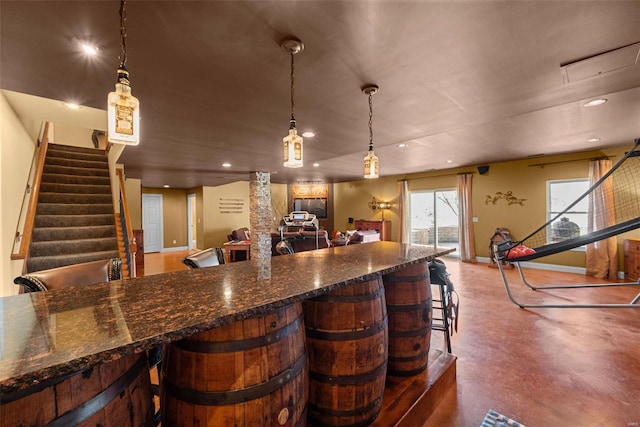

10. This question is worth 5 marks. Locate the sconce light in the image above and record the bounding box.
[368,197,391,219]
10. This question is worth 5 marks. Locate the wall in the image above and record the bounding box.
[334,177,400,238]
[335,144,640,271]
[124,176,142,230]
[142,188,189,249]
[0,92,38,297]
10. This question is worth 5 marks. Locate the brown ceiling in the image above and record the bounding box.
[2,1,640,189]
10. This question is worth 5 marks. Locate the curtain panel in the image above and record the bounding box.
[457,173,477,262]
[586,159,617,279]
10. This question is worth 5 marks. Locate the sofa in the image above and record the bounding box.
[271,228,331,255]
[331,230,381,246]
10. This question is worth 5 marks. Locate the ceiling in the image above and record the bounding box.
[2,1,640,189]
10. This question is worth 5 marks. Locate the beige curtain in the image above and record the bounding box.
[586,159,617,279]
[457,173,477,262]
[398,180,410,243]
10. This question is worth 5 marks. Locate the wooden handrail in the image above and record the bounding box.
[116,168,136,274]
[12,122,50,262]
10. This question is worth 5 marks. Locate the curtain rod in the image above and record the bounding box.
[528,155,613,168]
[397,170,475,181]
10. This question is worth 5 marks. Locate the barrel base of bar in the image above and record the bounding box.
[371,348,457,427]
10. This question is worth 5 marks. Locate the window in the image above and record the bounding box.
[409,189,459,254]
[547,179,589,245]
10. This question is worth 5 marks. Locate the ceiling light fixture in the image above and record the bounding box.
[222,162,231,168]
[63,102,80,110]
[107,0,140,145]
[397,143,408,148]
[583,98,607,107]
[313,163,320,167]
[81,43,99,56]
[363,84,380,179]
[282,37,304,168]
[586,137,601,143]
[302,131,315,138]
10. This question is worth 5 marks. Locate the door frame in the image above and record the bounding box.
[187,193,196,250]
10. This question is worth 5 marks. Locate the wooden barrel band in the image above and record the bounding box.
[310,286,385,303]
[1,368,84,404]
[305,316,387,341]
[308,396,381,418]
[387,365,427,377]
[308,405,380,427]
[388,349,429,363]
[47,354,150,427]
[386,299,432,312]
[175,314,303,353]
[388,325,431,338]
[309,360,387,385]
[163,350,306,406]
[382,272,429,283]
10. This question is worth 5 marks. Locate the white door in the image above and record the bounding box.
[142,194,163,253]
[187,193,196,249]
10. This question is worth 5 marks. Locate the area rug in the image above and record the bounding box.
[481,409,527,427]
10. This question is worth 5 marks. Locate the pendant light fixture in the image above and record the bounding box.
[281,38,304,168]
[107,0,140,145]
[363,85,379,179]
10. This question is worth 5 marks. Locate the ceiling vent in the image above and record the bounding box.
[561,42,640,83]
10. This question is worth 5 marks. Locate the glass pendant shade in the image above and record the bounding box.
[283,126,303,168]
[364,148,379,179]
[108,65,140,145]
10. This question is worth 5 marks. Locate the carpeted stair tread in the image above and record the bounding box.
[32,225,117,241]
[45,156,108,170]
[40,182,112,195]
[41,173,111,186]
[47,147,108,162]
[26,251,121,273]
[29,237,118,257]
[43,164,110,178]
[38,192,113,204]
[48,143,107,156]
[36,203,114,215]
[34,214,116,228]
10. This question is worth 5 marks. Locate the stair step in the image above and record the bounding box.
[38,192,113,204]
[41,173,111,186]
[36,203,114,216]
[43,164,110,178]
[34,214,115,228]
[29,237,118,258]
[32,225,117,241]
[47,147,108,163]
[40,182,112,195]
[45,156,108,170]
[26,251,120,273]
[48,143,106,156]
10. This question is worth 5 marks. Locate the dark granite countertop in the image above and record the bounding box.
[0,242,454,394]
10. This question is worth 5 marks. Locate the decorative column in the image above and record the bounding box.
[249,172,273,261]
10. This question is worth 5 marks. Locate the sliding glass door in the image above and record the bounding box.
[409,189,459,254]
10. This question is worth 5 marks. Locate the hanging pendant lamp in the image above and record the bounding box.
[107,0,140,145]
[282,38,304,168]
[363,85,379,179]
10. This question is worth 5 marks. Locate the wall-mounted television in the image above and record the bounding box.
[294,198,327,219]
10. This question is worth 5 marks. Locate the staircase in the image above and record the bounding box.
[27,143,120,273]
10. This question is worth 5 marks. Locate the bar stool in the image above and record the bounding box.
[428,259,458,354]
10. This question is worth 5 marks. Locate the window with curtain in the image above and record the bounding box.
[409,189,459,255]
[547,179,588,246]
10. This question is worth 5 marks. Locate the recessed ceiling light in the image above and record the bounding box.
[302,131,315,138]
[222,162,231,168]
[313,163,320,167]
[163,184,170,188]
[586,137,601,143]
[80,43,99,56]
[446,160,453,163]
[397,143,408,148]
[63,102,80,110]
[583,98,607,107]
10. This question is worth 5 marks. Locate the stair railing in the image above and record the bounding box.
[12,121,50,262]
[116,168,137,277]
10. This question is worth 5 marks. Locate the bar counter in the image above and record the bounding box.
[1,242,454,395]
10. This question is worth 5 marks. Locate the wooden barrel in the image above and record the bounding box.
[382,261,432,376]
[303,275,388,426]
[161,302,308,427]
[0,352,154,427]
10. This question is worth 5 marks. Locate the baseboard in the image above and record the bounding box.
[161,246,189,253]
[476,256,624,279]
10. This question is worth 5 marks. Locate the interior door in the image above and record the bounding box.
[142,194,163,253]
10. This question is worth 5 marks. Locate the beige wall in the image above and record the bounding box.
[1,92,38,296]
[335,144,640,271]
[202,181,251,248]
[124,176,142,230]
[142,188,189,249]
